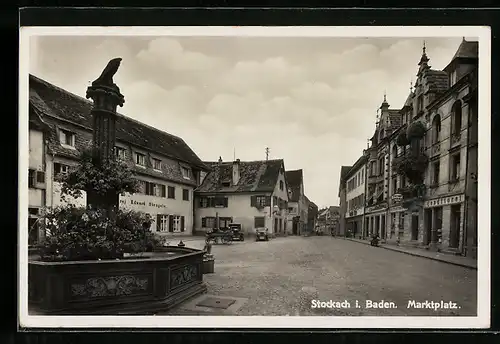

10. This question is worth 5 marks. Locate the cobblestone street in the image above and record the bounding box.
[166,236,477,316]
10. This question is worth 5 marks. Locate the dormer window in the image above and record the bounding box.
[153,158,162,170]
[135,152,146,167]
[279,180,284,191]
[59,129,75,148]
[450,69,457,87]
[181,166,191,179]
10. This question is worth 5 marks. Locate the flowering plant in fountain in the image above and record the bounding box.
[38,148,165,262]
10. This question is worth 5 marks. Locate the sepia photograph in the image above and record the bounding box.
[19,26,490,329]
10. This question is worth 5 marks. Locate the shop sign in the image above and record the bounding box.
[424,194,464,208]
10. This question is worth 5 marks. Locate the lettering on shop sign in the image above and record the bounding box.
[366,203,387,213]
[424,194,464,208]
[119,199,167,209]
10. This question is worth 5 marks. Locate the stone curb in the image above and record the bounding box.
[340,237,477,270]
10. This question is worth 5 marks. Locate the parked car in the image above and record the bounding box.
[255,227,269,241]
[229,223,245,241]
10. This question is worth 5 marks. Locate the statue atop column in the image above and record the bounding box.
[91,57,123,91]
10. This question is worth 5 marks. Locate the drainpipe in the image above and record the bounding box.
[462,103,471,256]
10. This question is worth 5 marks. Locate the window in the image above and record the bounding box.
[379,158,384,175]
[182,189,189,201]
[214,197,228,207]
[256,196,267,207]
[431,114,442,144]
[36,171,45,183]
[254,216,265,228]
[392,145,398,159]
[59,129,75,147]
[137,180,147,194]
[153,158,162,170]
[219,217,232,228]
[452,101,462,137]
[135,152,146,166]
[158,215,169,232]
[153,184,162,197]
[168,186,175,199]
[417,95,424,114]
[450,70,457,86]
[199,197,209,208]
[432,161,440,186]
[28,169,35,188]
[54,162,69,175]
[181,166,191,179]
[279,180,284,191]
[361,168,364,181]
[451,154,460,181]
[202,217,216,228]
[164,215,185,233]
[392,177,397,194]
[115,146,126,160]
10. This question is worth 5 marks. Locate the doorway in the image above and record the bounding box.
[411,214,419,241]
[274,218,278,234]
[449,204,461,248]
[292,217,298,235]
[381,215,386,239]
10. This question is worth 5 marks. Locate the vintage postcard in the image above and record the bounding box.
[18,26,490,329]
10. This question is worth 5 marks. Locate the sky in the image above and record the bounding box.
[29,34,470,209]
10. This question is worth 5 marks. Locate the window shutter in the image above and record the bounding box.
[265,196,271,206]
[202,217,207,227]
[168,215,174,232]
[181,216,185,232]
[161,185,166,197]
[251,195,257,207]
[157,214,162,231]
[224,197,228,207]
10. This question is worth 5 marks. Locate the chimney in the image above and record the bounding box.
[232,159,240,185]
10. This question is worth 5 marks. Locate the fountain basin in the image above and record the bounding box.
[28,246,206,315]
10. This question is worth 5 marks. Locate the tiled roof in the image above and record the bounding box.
[340,166,352,180]
[285,169,303,202]
[196,159,285,193]
[29,74,208,171]
[452,40,479,60]
[388,110,402,132]
[426,69,449,94]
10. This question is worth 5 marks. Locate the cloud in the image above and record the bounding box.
[136,37,223,72]
[29,35,465,208]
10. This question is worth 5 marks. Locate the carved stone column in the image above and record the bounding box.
[85,58,125,218]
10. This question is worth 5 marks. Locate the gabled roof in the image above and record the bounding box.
[285,169,303,202]
[29,74,208,171]
[196,159,285,193]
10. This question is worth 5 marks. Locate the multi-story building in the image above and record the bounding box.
[306,199,318,233]
[28,107,51,245]
[364,95,402,242]
[420,39,478,256]
[29,75,209,239]
[194,158,289,236]
[340,39,478,258]
[285,169,308,235]
[343,155,368,238]
[317,206,340,235]
[337,165,352,236]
